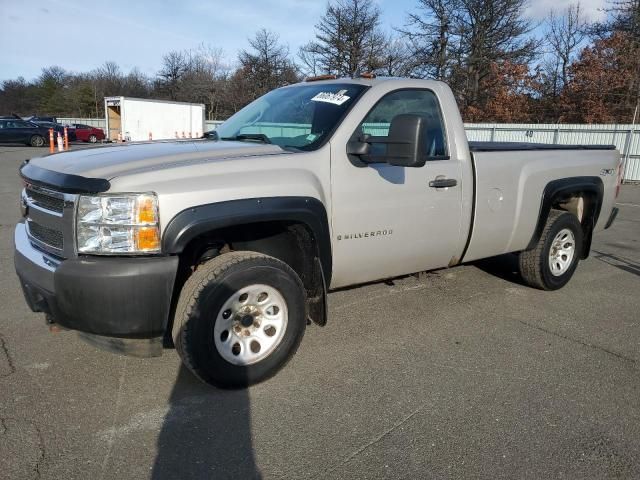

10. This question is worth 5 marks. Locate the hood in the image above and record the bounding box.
[27,140,285,181]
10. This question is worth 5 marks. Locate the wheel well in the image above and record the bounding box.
[167,221,326,341]
[527,177,603,259]
[551,190,600,258]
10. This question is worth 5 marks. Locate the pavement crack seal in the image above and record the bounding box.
[0,417,46,479]
[98,356,128,480]
[312,401,430,479]
[516,319,637,366]
[33,423,46,480]
[0,333,16,377]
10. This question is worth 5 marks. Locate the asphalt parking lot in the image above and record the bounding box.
[1,144,639,480]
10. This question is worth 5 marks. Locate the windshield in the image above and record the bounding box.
[215,83,367,151]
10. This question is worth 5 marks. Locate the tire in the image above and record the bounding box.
[88,134,97,143]
[519,210,583,290]
[172,251,306,388]
[30,135,45,147]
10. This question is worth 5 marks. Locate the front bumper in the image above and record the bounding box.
[14,222,178,353]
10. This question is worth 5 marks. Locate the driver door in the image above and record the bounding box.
[329,88,464,288]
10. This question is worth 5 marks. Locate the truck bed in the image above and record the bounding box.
[462,144,620,264]
[468,141,616,152]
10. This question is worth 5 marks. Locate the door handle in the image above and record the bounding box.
[429,178,457,188]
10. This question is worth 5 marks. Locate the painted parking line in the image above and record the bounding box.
[616,202,640,208]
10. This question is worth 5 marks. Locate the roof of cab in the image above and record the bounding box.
[286,76,443,88]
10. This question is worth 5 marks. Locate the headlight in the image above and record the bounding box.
[76,193,160,254]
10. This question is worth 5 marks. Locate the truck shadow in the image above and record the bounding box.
[471,253,526,286]
[151,365,261,479]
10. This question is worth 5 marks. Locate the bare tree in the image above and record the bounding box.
[456,0,539,111]
[299,0,386,76]
[379,36,415,77]
[398,0,461,79]
[401,0,538,114]
[298,46,322,77]
[237,29,298,100]
[158,51,188,100]
[546,4,586,93]
[182,45,230,119]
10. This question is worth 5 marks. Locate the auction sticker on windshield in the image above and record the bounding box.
[311,90,350,106]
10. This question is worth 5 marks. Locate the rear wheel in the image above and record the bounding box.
[29,135,45,147]
[519,210,583,290]
[172,251,306,388]
[88,134,97,143]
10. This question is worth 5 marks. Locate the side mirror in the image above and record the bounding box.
[382,114,427,167]
[347,134,371,156]
[347,115,427,167]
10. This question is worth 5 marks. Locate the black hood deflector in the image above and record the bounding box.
[20,161,110,194]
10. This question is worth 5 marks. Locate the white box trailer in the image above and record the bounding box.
[104,97,205,142]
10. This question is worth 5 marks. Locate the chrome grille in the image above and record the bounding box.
[28,221,64,250]
[25,185,64,214]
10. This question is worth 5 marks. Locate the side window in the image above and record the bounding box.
[9,120,29,129]
[0,120,6,129]
[359,89,447,159]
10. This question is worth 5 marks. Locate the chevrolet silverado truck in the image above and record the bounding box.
[14,77,622,388]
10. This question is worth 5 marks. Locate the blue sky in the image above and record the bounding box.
[0,0,607,81]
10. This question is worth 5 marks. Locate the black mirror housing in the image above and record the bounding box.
[384,114,427,167]
[346,134,371,156]
[346,115,428,167]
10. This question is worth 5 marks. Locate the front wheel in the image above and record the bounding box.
[172,251,306,388]
[88,134,97,143]
[29,135,45,147]
[519,210,583,290]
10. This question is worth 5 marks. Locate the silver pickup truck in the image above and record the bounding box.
[14,77,622,388]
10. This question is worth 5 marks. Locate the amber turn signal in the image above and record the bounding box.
[135,226,160,251]
[136,196,158,224]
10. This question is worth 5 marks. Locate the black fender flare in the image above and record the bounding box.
[162,196,332,285]
[527,176,604,258]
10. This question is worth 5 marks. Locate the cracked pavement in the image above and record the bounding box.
[1,145,639,479]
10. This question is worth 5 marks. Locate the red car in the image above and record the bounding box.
[72,124,105,143]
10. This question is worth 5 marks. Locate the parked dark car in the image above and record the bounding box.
[0,119,50,146]
[32,121,77,142]
[72,123,105,143]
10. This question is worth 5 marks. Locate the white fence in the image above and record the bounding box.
[57,118,640,181]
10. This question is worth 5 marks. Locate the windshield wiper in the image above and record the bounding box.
[220,133,272,144]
